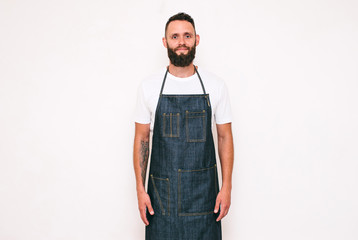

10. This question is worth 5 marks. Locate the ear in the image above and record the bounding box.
[162,37,167,48]
[195,34,200,46]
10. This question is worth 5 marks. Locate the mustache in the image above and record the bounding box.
[174,45,190,51]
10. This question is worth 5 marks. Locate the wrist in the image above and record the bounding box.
[136,184,146,194]
[221,182,232,191]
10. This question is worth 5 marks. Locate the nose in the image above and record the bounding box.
[178,36,185,45]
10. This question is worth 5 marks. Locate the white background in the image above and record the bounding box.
[1,0,357,239]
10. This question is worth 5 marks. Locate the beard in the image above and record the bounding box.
[167,43,196,67]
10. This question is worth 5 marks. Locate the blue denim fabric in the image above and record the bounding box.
[146,68,222,240]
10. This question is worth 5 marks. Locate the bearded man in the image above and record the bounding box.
[133,12,234,240]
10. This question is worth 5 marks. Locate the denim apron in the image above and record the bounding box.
[146,66,222,240]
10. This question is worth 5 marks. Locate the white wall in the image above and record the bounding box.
[1,0,357,239]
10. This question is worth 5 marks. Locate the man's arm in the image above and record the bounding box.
[214,122,234,221]
[133,122,154,225]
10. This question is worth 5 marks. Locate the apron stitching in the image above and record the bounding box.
[179,165,216,172]
[161,95,208,97]
[177,165,216,216]
[178,169,181,215]
[185,110,206,142]
[167,177,170,216]
[150,175,166,215]
[178,211,214,217]
[163,112,180,138]
[170,113,172,137]
[163,113,166,137]
[185,114,189,142]
[203,115,206,140]
[176,113,180,137]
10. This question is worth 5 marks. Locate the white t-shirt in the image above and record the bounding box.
[134,67,232,131]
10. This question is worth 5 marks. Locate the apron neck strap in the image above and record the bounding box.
[159,65,206,96]
[159,68,169,96]
[194,65,206,94]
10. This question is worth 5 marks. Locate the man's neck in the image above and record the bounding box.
[168,63,196,78]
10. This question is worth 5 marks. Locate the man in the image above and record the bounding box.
[133,12,234,240]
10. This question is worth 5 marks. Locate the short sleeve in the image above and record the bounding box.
[214,82,233,124]
[133,84,151,124]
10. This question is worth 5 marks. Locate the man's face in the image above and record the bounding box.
[163,20,200,67]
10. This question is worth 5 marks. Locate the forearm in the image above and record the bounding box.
[133,123,153,225]
[133,130,150,193]
[217,126,234,191]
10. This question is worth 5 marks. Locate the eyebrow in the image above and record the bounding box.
[171,32,193,36]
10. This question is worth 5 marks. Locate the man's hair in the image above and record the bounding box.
[165,12,196,36]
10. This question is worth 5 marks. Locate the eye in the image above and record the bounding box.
[185,34,191,39]
[172,35,178,39]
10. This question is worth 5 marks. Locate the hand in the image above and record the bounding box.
[137,191,154,225]
[214,188,231,221]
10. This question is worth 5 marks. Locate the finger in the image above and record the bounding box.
[216,208,225,222]
[214,197,221,214]
[140,207,149,226]
[146,200,155,215]
[216,206,229,222]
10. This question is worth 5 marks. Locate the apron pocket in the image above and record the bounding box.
[178,165,218,216]
[150,174,170,216]
[185,110,206,142]
[163,113,180,138]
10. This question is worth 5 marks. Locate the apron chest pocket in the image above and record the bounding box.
[150,174,170,216]
[185,110,206,142]
[162,113,180,138]
[178,165,218,216]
